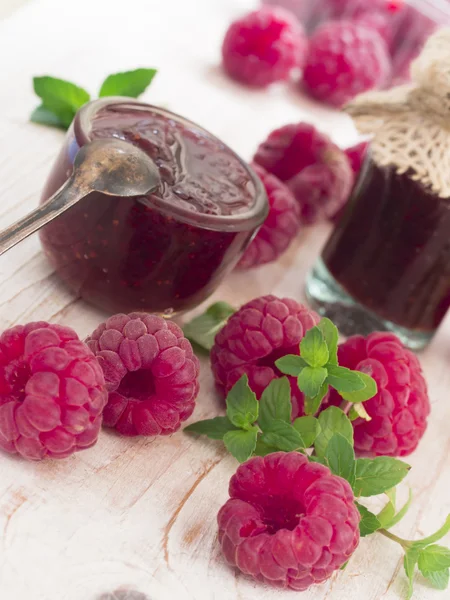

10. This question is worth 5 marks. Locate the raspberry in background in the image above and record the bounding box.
[237,164,301,269]
[0,322,107,461]
[329,141,369,222]
[86,313,200,436]
[221,7,308,87]
[303,20,392,107]
[211,295,320,419]
[327,333,430,457]
[218,452,360,590]
[254,122,354,224]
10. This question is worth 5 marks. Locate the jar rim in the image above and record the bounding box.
[73,97,268,232]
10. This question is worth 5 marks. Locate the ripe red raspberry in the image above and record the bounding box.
[86,313,200,437]
[329,141,369,223]
[221,7,308,87]
[211,296,320,419]
[328,333,430,457]
[237,164,301,269]
[218,452,360,590]
[303,21,392,107]
[0,322,106,461]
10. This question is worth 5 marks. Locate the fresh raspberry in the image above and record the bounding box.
[254,123,353,225]
[303,21,392,107]
[211,296,320,419]
[218,452,360,590]
[86,313,200,437]
[237,164,301,269]
[221,7,308,87]
[329,141,369,223]
[0,322,106,461]
[327,333,430,457]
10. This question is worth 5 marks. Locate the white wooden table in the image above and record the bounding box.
[0,1,449,599]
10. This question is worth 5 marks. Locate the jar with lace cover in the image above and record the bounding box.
[306,29,450,350]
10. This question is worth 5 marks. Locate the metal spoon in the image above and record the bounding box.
[0,138,161,256]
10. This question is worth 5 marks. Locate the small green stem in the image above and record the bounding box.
[380,529,413,550]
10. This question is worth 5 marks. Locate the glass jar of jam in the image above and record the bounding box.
[306,29,450,349]
[39,98,268,315]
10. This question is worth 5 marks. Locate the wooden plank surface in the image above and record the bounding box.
[0,1,449,599]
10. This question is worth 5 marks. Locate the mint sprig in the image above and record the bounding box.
[183,301,235,352]
[30,68,157,130]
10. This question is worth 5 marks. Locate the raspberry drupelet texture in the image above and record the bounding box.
[237,164,301,269]
[218,452,360,590]
[0,322,107,461]
[303,20,392,107]
[328,333,430,457]
[86,313,200,437]
[221,7,308,87]
[211,296,320,419]
[254,123,354,224]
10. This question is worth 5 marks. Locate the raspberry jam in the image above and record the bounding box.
[307,159,450,349]
[39,99,267,314]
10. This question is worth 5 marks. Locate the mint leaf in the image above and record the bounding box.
[30,105,66,129]
[300,327,329,368]
[254,437,278,457]
[353,457,410,497]
[184,416,238,440]
[383,488,413,529]
[349,403,372,422]
[184,301,235,352]
[224,427,258,463]
[339,372,378,403]
[421,569,449,590]
[412,516,450,549]
[325,433,356,486]
[418,546,450,572]
[298,366,327,398]
[357,503,381,537]
[258,377,291,432]
[304,383,329,416]
[276,355,307,376]
[292,416,320,447]
[377,488,396,528]
[261,420,305,452]
[309,455,327,465]
[326,365,365,393]
[318,318,339,365]
[226,375,258,429]
[33,76,90,128]
[315,406,353,459]
[404,548,420,600]
[99,68,157,98]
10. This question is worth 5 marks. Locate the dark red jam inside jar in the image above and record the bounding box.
[321,159,450,335]
[39,99,267,315]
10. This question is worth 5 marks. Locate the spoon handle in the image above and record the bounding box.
[0,178,85,257]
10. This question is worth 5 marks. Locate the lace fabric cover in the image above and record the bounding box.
[345,28,450,198]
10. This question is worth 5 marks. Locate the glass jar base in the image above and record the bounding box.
[305,259,433,351]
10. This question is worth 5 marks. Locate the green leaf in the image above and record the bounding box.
[261,420,306,452]
[377,488,396,528]
[33,76,90,128]
[357,503,381,537]
[326,364,365,393]
[384,488,413,529]
[304,383,329,416]
[339,372,378,404]
[315,406,354,459]
[298,366,327,399]
[184,416,238,440]
[276,355,307,376]
[404,548,420,600]
[226,375,259,429]
[258,377,292,432]
[292,416,321,448]
[183,301,235,351]
[421,568,449,590]
[224,428,258,463]
[349,403,372,422]
[30,104,66,129]
[309,455,327,465]
[411,516,450,549]
[318,318,339,365]
[300,327,329,368]
[418,546,450,572]
[353,457,411,497]
[99,68,157,98]
[325,433,356,486]
[253,437,278,457]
